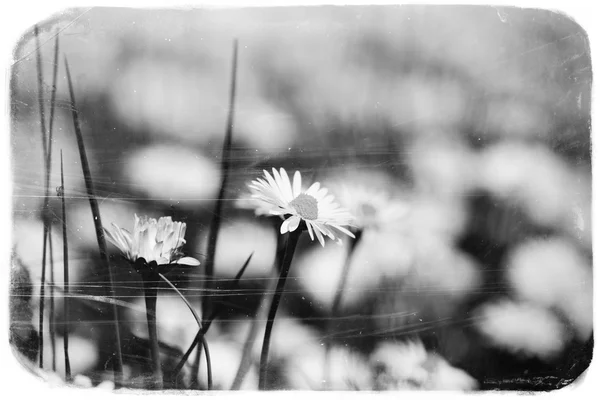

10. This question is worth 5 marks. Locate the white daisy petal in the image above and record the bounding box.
[176,257,201,266]
[280,217,292,234]
[104,214,196,268]
[309,223,317,241]
[306,182,321,196]
[314,227,325,247]
[287,215,301,232]
[279,168,294,202]
[293,171,302,197]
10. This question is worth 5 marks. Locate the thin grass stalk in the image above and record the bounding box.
[190,342,202,389]
[170,253,253,380]
[230,271,275,390]
[46,28,61,375]
[201,337,212,390]
[157,273,211,390]
[34,24,48,369]
[258,229,302,390]
[202,39,239,321]
[64,57,123,386]
[48,233,56,371]
[322,230,363,389]
[60,151,71,381]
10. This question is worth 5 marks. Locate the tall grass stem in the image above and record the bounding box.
[64,57,123,386]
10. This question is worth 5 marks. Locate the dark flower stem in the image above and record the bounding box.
[322,229,363,389]
[258,228,302,390]
[142,272,163,390]
[231,232,285,390]
[64,57,123,386]
[60,151,71,381]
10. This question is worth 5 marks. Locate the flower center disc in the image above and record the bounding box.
[290,193,318,220]
[360,203,377,218]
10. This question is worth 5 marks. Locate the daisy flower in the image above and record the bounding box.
[104,214,200,268]
[247,168,356,246]
[332,184,408,232]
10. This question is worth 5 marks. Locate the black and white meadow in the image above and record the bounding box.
[9,6,592,392]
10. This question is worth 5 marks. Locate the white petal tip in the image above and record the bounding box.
[176,257,201,266]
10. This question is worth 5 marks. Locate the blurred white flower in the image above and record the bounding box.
[408,136,477,200]
[477,143,579,228]
[286,345,373,390]
[506,238,592,341]
[67,201,138,250]
[196,339,258,390]
[124,292,200,351]
[246,168,355,246]
[104,214,200,267]
[370,340,477,390]
[229,316,322,363]
[12,218,88,300]
[475,300,569,360]
[293,240,381,310]
[196,219,277,278]
[330,184,408,232]
[125,145,220,209]
[39,335,99,378]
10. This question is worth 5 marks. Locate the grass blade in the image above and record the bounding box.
[34,24,48,369]
[201,336,212,390]
[64,56,123,386]
[59,151,72,381]
[49,233,55,371]
[230,271,275,390]
[159,272,212,389]
[202,39,239,320]
[47,30,61,374]
[158,273,201,327]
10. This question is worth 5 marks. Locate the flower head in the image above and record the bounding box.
[332,184,408,232]
[246,168,355,246]
[104,214,200,267]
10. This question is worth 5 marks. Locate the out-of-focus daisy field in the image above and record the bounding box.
[9,6,592,392]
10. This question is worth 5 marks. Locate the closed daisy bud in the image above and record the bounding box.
[104,214,200,270]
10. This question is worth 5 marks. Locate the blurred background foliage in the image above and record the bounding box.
[10,5,592,390]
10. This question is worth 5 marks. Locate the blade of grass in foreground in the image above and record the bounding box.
[170,252,253,381]
[34,24,48,369]
[64,57,123,386]
[48,233,56,371]
[59,151,72,381]
[194,39,239,386]
[231,234,286,390]
[202,39,239,321]
[158,272,212,389]
[47,30,61,374]
[230,270,276,390]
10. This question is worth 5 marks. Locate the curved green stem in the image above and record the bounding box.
[258,229,302,390]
